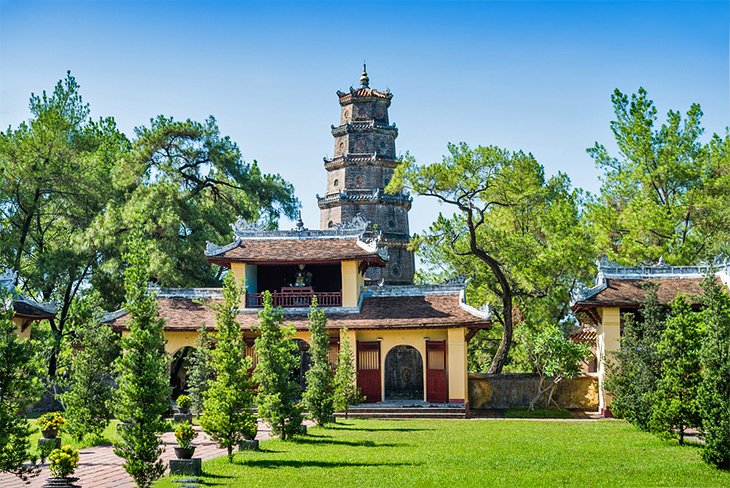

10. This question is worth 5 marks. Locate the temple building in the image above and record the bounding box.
[102,69,492,413]
[572,258,730,416]
[1,269,56,339]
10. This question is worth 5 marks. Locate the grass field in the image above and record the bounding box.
[155,419,730,487]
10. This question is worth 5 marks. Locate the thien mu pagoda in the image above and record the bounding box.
[102,67,493,413]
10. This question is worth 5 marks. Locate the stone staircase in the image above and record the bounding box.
[335,402,467,419]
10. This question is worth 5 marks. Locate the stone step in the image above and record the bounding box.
[335,411,466,419]
[345,408,466,414]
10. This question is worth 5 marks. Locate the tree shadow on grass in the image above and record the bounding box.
[236,459,422,469]
[291,437,408,448]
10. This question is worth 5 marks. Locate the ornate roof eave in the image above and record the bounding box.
[323,154,402,169]
[336,87,393,104]
[331,122,398,138]
[316,189,412,210]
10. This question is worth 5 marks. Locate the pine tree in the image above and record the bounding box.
[0,290,42,482]
[333,328,361,419]
[605,282,665,430]
[60,295,119,441]
[113,234,171,488]
[302,298,334,426]
[253,291,302,440]
[187,326,213,416]
[698,276,730,469]
[200,273,255,462]
[650,296,702,444]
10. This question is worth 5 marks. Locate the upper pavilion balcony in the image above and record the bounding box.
[204,216,388,309]
[245,287,342,308]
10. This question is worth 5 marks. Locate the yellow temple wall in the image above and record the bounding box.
[351,328,451,402]
[341,260,363,307]
[12,316,31,339]
[447,327,468,404]
[597,307,621,413]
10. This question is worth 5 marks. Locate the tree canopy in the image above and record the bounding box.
[388,143,592,372]
[588,87,730,265]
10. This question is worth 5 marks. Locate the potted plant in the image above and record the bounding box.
[47,445,80,486]
[176,394,192,414]
[38,412,65,439]
[239,415,259,451]
[174,421,198,459]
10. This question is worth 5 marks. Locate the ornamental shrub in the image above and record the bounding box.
[650,296,703,445]
[174,422,197,449]
[303,297,335,426]
[605,282,665,430]
[59,294,119,442]
[38,412,65,433]
[333,328,361,419]
[698,276,730,469]
[253,291,303,440]
[113,233,171,488]
[176,395,192,410]
[186,327,213,416]
[200,273,255,461]
[0,289,43,482]
[48,445,79,478]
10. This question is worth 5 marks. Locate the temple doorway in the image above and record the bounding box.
[384,345,424,401]
[170,346,195,399]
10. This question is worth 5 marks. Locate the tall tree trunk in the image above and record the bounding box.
[465,210,514,374]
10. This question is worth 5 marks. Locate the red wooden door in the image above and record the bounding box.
[426,340,447,403]
[357,341,381,403]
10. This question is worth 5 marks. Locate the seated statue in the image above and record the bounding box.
[294,264,313,287]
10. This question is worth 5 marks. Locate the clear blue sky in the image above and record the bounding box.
[1,0,728,234]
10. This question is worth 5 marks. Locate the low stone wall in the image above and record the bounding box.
[468,374,598,410]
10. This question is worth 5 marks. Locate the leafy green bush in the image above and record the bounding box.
[176,395,192,409]
[48,445,79,478]
[38,412,65,433]
[174,422,197,449]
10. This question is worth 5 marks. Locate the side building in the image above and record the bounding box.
[572,258,730,416]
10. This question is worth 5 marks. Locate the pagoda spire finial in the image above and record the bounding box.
[359,62,369,87]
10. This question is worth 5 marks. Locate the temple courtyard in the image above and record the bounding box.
[148,419,730,488]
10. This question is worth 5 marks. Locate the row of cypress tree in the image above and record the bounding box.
[607,276,730,470]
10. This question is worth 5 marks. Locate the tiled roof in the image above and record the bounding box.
[105,291,491,332]
[12,300,56,320]
[207,238,386,266]
[569,328,597,344]
[573,278,708,308]
[337,87,392,102]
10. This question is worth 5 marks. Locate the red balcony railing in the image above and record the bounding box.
[246,287,342,308]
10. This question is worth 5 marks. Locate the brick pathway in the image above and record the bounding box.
[0,421,291,488]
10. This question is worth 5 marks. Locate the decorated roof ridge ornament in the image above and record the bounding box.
[360,62,369,88]
[331,213,370,232]
[294,211,307,232]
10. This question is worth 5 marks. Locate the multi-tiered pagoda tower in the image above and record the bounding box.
[318,66,415,285]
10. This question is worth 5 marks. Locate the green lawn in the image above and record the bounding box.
[155,419,730,487]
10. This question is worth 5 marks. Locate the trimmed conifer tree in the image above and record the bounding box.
[698,276,730,469]
[650,296,702,444]
[60,295,119,441]
[200,273,255,462]
[113,234,171,488]
[254,291,302,440]
[187,326,213,416]
[333,327,361,419]
[0,290,42,482]
[303,297,334,426]
[605,281,665,430]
